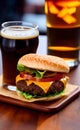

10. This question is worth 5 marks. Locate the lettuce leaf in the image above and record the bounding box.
[31,69,46,79]
[17,64,27,71]
[17,89,37,99]
[17,88,64,100]
[17,64,46,79]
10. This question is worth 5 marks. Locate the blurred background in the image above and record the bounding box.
[0,0,46,34]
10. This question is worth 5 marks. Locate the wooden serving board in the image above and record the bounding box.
[0,75,80,113]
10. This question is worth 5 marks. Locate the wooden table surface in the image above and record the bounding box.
[0,36,80,130]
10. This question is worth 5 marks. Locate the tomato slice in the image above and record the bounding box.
[20,72,64,82]
[36,73,64,82]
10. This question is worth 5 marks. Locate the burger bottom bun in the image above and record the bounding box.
[16,84,78,102]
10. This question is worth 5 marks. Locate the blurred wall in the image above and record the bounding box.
[0,0,24,25]
[22,0,46,34]
[0,0,46,34]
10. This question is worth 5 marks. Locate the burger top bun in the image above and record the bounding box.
[18,53,70,73]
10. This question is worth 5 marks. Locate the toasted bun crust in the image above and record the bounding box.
[18,53,69,73]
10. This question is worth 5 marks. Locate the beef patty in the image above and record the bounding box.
[16,80,64,96]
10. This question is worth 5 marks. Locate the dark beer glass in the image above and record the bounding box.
[0,21,39,89]
[45,0,80,67]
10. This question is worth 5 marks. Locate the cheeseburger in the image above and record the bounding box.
[16,53,70,102]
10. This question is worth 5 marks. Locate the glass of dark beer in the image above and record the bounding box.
[45,0,80,67]
[0,21,39,89]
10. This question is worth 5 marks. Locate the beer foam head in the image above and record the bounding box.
[1,26,39,39]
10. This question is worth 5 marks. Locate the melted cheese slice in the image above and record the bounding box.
[27,80,52,93]
[16,75,69,93]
